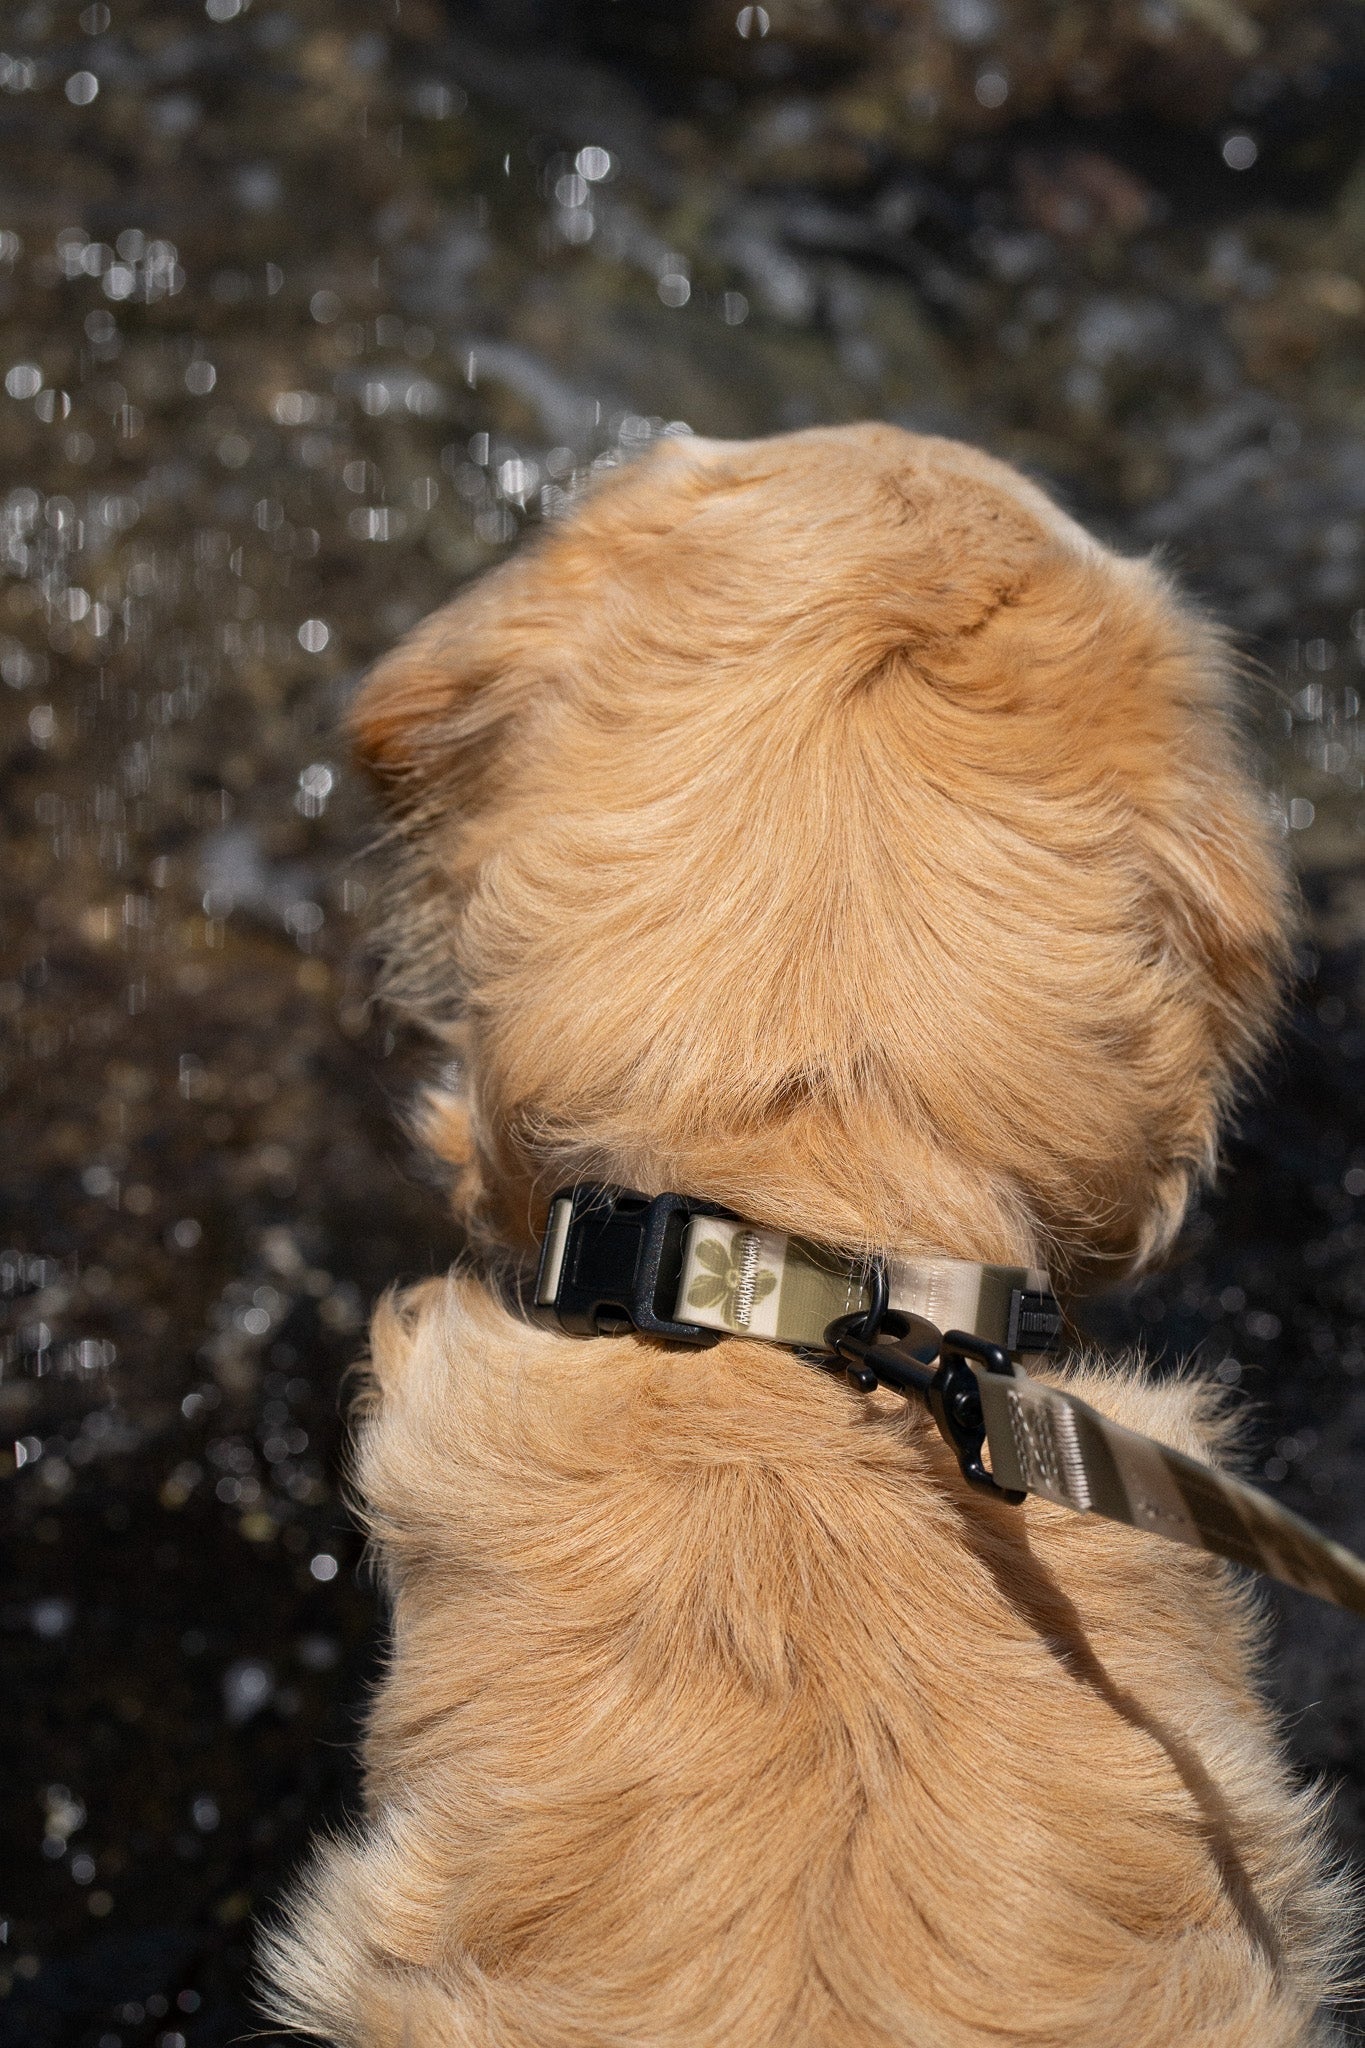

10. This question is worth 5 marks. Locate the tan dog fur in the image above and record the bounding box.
[263,426,1353,2044]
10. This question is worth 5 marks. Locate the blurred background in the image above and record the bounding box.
[3,0,1365,2040]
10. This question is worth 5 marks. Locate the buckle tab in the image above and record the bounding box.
[1007,1288,1063,1353]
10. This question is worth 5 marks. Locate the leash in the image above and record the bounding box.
[530,1183,1365,1621]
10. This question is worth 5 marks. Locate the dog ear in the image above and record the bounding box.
[1101,579,1293,1082]
[346,441,705,796]
[886,532,1293,1275]
[348,555,545,809]
[349,609,466,787]
[1115,654,1293,1270]
[924,533,1292,1057]
[348,595,497,801]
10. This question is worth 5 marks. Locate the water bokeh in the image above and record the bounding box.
[4,0,1365,2038]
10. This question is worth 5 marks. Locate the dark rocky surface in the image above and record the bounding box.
[3,0,1365,2039]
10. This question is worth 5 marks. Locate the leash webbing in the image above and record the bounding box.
[531,1183,1365,1621]
[971,1360,1365,1617]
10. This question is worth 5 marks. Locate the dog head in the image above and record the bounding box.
[352,424,1291,1289]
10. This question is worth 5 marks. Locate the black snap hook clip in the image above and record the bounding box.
[826,1304,1026,1506]
[928,1330,1025,1504]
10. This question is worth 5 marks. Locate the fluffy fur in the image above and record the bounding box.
[263,425,1353,2044]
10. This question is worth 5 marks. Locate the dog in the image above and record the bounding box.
[263,424,1352,2045]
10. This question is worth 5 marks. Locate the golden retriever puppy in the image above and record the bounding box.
[263,425,1351,2046]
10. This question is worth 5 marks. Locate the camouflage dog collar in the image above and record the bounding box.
[534,1182,1062,1356]
[532,1182,1365,1624]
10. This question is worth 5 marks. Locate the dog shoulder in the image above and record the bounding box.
[353,1273,928,1578]
[277,1323,1348,2047]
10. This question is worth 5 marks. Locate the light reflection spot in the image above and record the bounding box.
[273,389,322,425]
[222,1659,273,1725]
[32,1597,73,1638]
[414,81,459,120]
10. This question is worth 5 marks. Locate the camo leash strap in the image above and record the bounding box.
[828,1310,1365,1619]
[968,1361,1365,1618]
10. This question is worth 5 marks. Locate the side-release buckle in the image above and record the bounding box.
[534,1183,731,1345]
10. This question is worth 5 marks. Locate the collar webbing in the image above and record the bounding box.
[533,1182,1062,1356]
[531,1182,1365,1624]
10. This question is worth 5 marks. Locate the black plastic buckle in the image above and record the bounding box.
[534,1183,731,1345]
